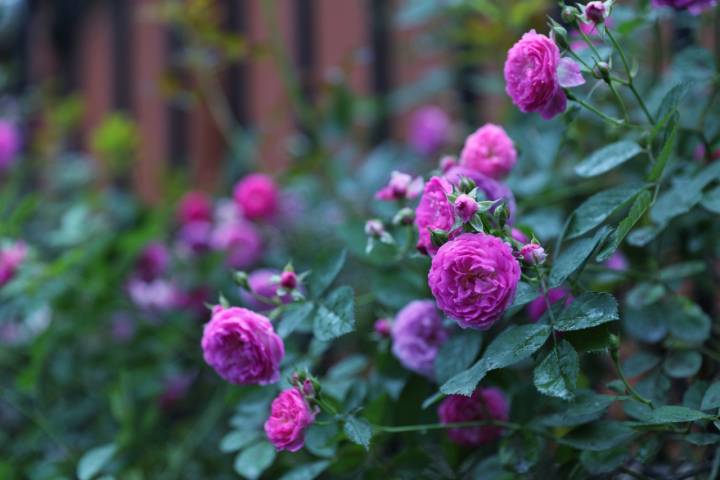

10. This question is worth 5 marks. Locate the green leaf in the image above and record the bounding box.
[623,352,661,378]
[533,340,579,400]
[541,392,615,428]
[686,433,720,446]
[575,141,643,177]
[629,406,713,426]
[654,83,690,124]
[553,292,618,332]
[77,444,117,480]
[309,249,347,297]
[659,261,706,281]
[701,382,720,411]
[596,190,652,262]
[549,227,610,288]
[564,324,615,353]
[663,351,702,378]
[277,302,315,337]
[234,441,276,480]
[220,430,260,453]
[278,461,331,480]
[313,286,355,341]
[508,282,539,309]
[625,283,665,309]
[666,297,711,344]
[701,185,720,213]
[304,423,338,458]
[498,431,541,474]
[580,446,630,475]
[435,331,483,384]
[567,183,645,239]
[559,422,635,451]
[440,324,551,396]
[651,162,720,225]
[343,416,373,450]
[647,123,677,182]
[623,303,668,344]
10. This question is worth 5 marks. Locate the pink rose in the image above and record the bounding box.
[375,171,424,201]
[233,173,279,220]
[438,387,509,446]
[443,166,517,224]
[414,176,456,255]
[210,219,262,269]
[459,124,517,179]
[135,242,170,281]
[408,106,451,155]
[652,0,717,14]
[127,277,181,311]
[264,387,315,452]
[177,191,213,225]
[240,269,295,311]
[201,305,284,385]
[527,287,574,322]
[0,120,20,171]
[520,243,547,265]
[374,318,392,337]
[391,300,448,377]
[504,30,585,119]
[584,1,607,23]
[454,194,479,223]
[429,233,520,329]
[0,241,27,287]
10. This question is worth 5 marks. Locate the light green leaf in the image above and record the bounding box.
[77,444,117,480]
[701,185,720,213]
[596,190,652,262]
[304,423,338,458]
[533,340,579,400]
[629,406,713,426]
[701,382,720,411]
[575,141,643,177]
[435,331,483,384]
[549,227,610,288]
[309,249,347,297]
[554,292,618,332]
[313,286,355,341]
[343,416,372,450]
[220,430,259,453]
[567,183,645,239]
[234,441,276,480]
[686,433,720,446]
[663,351,702,379]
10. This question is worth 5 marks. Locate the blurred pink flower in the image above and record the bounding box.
[264,387,315,451]
[127,277,181,311]
[408,106,451,156]
[0,120,20,171]
[459,124,517,179]
[438,387,509,446]
[375,171,424,201]
[177,191,213,225]
[233,173,279,221]
[210,219,263,269]
[0,241,27,287]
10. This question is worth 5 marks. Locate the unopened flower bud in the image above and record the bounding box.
[520,243,547,265]
[374,318,391,337]
[585,1,607,24]
[280,271,298,290]
[593,61,610,81]
[302,379,315,398]
[454,194,479,223]
[430,229,449,248]
[561,6,579,23]
[364,219,385,238]
[493,204,509,228]
[233,271,250,290]
[551,24,569,50]
[458,176,476,194]
[393,207,415,226]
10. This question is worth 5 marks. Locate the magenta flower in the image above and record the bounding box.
[375,171,424,201]
[233,173,279,221]
[429,233,520,330]
[135,242,170,281]
[584,1,608,23]
[438,387,509,446]
[414,176,456,255]
[210,219,262,269]
[454,194,479,223]
[264,387,315,452]
[604,251,629,272]
[511,228,529,244]
[0,241,27,287]
[527,287,574,322]
[177,221,213,254]
[0,121,20,171]
[504,30,585,119]
[201,305,284,385]
[408,106,451,155]
[391,300,448,377]
[240,269,295,311]
[374,318,392,337]
[177,191,213,225]
[459,124,517,179]
[652,0,717,14]
[444,166,517,224]
[520,243,547,265]
[127,277,181,311]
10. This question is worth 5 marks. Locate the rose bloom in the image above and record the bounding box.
[264,387,315,452]
[177,221,213,254]
[444,166,517,224]
[127,277,181,311]
[527,287,574,322]
[233,173,279,220]
[0,120,20,171]
[391,300,448,377]
[429,233,521,330]
[459,124,517,179]
[240,269,294,311]
[201,305,284,385]
[210,219,262,269]
[0,241,27,287]
[438,387,509,446]
[135,242,170,281]
[511,228,529,244]
[652,0,717,13]
[375,171,424,201]
[454,194,479,223]
[408,105,451,156]
[177,191,213,225]
[504,30,585,119]
[520,243,547,265]
[414,176,456,255]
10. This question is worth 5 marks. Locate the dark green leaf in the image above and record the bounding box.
[625,283,665,309]
[499,432,541,474]
[549,227,610,287]
[659,261,706,281]
[304,423,338,458]
[559,422,635,451]
[686,433,720,446]
[344,416,373,450]
[663,351,702,378]
[309,249,347,297]
[575,141,643,177]
[314,286,355,341]
[278,461,331,480]
[567,183,645,239]
[540,392,615,428]
[623,304,668,344]
[277,302,315,337]
[647,123,677,182]
[666,297,711,344]
[77,444,117,480]
[629,405,713,425]
[580,446,630,475]
[701,382,720,411]
[701,185,720,213]
[623,352,661,378]
[435,331,483,384]
[564,324,615,353]
[234,441,276,480]
[508,281,539,309]
[554,292,618,332]
[596,190,652,262]
[533,340,579,400]
[654,83,690,124]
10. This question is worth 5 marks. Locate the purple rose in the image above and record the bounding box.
[375,171,424,201]
[444,166,517,224]
[527,287,574,322]
[459,124,517,179]
[504,30,585,119]
[429,233,520,330]
[210,219,262,269]
[0,120,20,171]
[391,300,448,377]
[135,242,170,281]
[127,277,181,311]
[652,0,717,13]
[438,387,509,446]
[414,176,456,256]
[408,106,451,155]
[264,387,315,452]
[454,194,479,223]
[604,251,629,272]
[520,243,547,265]
[201,305,284,385]
[240,269,294,311]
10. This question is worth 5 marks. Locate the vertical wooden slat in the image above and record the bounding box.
[166,27,187,169]
[227,0,249,127]
[110,0,132,111]
[369,0,392,143]
[295,0,315,103]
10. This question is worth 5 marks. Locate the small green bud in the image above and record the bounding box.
[592,61,610,81]
[430,229,449,248]
[561,6,579,24]
[233,271,250,290]
[458,176,476,194]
